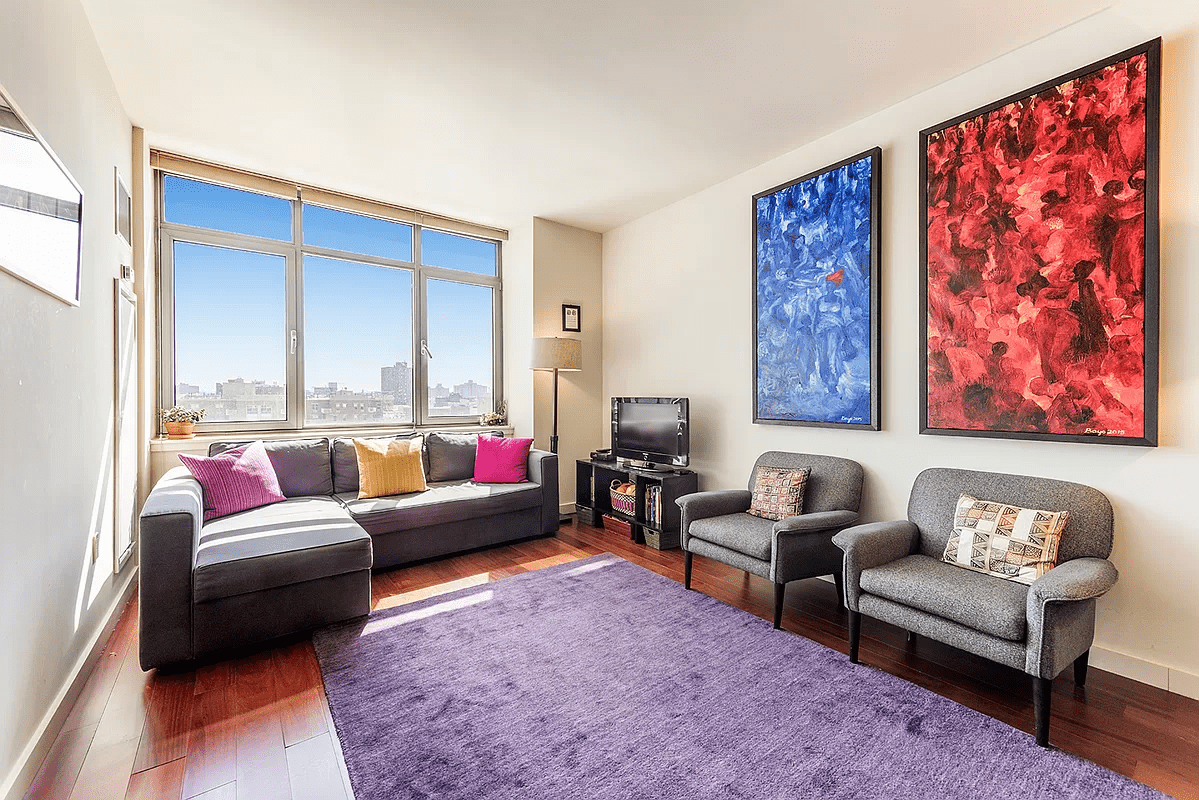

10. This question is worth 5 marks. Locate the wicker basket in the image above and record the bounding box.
[609,480,636,516]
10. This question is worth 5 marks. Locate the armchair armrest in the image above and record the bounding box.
[1028,557,1118,608]
[774,509,859,535]
[138,466,203,669]
[677,490,752,550]
[831,520,919,610]
[1025,557,1118,679]
[527,449,559,535]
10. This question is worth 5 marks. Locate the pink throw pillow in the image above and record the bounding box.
[179,440,286,521]
[474,436,533,483]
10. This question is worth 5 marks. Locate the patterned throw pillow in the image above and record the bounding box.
[942,494,1070,585]
[353,436,427,499]
[747,466,811,521]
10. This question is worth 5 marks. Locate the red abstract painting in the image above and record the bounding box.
[921,41,1159,445]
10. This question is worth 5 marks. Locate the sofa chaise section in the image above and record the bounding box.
[139,466,372,670]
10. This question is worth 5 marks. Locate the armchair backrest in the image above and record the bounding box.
[907,467,1114,562]
[749,451,863,514]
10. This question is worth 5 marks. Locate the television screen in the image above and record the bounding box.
[612,397,689,468]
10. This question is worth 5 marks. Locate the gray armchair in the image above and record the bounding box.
[677,452,863,629]
[833,467,1117,748]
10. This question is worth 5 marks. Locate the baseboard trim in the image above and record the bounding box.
[0,567,138,800]
[1091,646,1199,701]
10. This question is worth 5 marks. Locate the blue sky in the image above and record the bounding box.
[166,176,495,395]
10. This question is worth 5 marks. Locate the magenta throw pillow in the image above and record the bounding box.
[474,436,533,483]
[179,440,286,521]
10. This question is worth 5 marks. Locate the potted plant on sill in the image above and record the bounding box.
[161,406,206,439]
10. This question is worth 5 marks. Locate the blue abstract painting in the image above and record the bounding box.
[753,149,880,429]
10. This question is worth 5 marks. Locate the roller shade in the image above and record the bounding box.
[150,151,507,241]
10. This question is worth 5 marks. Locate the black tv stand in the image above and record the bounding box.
[574,459,698,549]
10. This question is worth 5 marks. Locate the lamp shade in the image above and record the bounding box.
[531,337,582,371]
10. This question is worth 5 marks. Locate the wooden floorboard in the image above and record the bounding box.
[21,520,1199,799]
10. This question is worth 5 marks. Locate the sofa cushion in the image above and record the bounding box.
[331,434,424,494]
[474,436,532,483]
[354,436,427,499]
[688,512,775,562]
[427,432,490,482]
[859,554,1029,641]
[747,465,810,521]
[338,479,541,536]
[194,496,371,603]
[942,494,1069,585]
[181,441,285,521]
[209,438,333,498]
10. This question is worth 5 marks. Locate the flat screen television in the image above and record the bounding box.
[611,397,689,469]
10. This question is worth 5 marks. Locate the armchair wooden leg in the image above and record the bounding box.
[832,570,845,612]
[907,631,917,645]
[684,550,693,590]
[773,582,785,630]
[1074,650,1090,687]
[848,609,861,663]
[1033,676,1052,748]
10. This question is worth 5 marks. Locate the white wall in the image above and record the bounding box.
[602,0,1199,691]
[532,218,604,510]
[503,220,535,440]
[0,0,135,791]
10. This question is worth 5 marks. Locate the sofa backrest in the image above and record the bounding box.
[329,430,506,493]
[748,451,864,515]
[208,438,333,497]
[907,467,1114,563]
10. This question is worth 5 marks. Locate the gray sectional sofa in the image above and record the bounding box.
[138,432,558,670]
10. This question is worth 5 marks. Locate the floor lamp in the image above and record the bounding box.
[531,337,582,455]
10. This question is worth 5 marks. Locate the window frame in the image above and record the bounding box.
[156,168,504,435]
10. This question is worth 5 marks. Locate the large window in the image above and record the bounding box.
[157,164,502,432]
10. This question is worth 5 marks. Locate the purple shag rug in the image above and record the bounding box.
[312,554,1168,800]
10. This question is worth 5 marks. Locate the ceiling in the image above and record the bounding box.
[78,0,1110,233]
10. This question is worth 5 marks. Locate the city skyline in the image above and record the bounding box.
[175,359,492,423]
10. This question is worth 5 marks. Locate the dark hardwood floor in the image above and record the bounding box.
[25,520,1199,799]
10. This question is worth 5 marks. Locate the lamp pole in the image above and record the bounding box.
[550,367,560,455]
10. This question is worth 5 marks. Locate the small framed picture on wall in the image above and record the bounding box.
[115,168,132,246]
[562,304,581,332]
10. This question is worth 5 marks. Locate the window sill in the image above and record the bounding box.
[149,423,516,453]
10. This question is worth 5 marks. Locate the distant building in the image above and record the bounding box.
[453,380,488,400]
[380,361,412,406]
[176,382,201,397]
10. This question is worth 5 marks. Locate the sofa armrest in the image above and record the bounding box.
[677,490,752,550]
[1028,558,1119,607]
[1024,558,1118,679]
[138,466,201,669]
[773,509,860,535]
[831,520,919,610]
[527,449,559,535]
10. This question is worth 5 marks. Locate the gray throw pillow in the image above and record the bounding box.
[208,438,333,498]
[426,431,505,482]
[331,434,425,494]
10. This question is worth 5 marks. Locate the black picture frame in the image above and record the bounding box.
[919,39,1160,447]
[751,147,882,430]
[562,303,581,332]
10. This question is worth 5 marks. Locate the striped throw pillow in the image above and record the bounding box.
[353,436,427,499]
[179,440,285,521]
[942,494,1070,585]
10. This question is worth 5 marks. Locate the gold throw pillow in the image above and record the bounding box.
[353,436,427,499]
